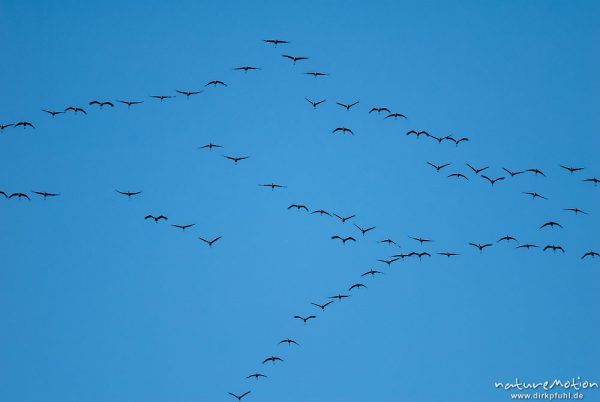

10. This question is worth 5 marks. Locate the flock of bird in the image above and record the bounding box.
[2,37,598,401]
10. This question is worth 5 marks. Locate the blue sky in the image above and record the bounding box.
[1,1,599,401]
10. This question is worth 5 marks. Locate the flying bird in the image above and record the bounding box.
[333,213,356,223]
[64,106,86,114]
[305,98,326,108]
[563,208,587,215]
[310,301,333,310]
[427,134,447,144]
[378,239,398,246]
[438,252,460,258]
[466,163,489,175]
[118,100,143,107]
[311,209,331,216]
[482,175,505,186]
[9,192,30,200]
[246,373,267,380]
[331,235,356,244]
[279,338,299,346]
[171,224,195,231]
[522,191,547,200]
[526,168,546,176]
[259,183,286,190]
[377,258,399,266]
[361,269,384,277]
[282,54,308,64]
[150,95,174,101]
[224,155,249,164]
[543,245,565,253]
[427,162,450,172]
[199,236,222,247]
[498,235,518,243]
[115,190,142,198]
[262,356,284,364]
[583,178,600,185]
[539,221,562,229]
[32,191,59,199]
[304,71,328,77]
[517,244,539,250]
[263,39,289,47]
[329,294,350,301]
[560,165,584,174]
[89,100,114,108]
[581,251,599,259]
[228,391,251,401]
[234,66,260,72]
[445,135,469,145]
[369,107,390,114]
[406,130,429,137]
[332,127,354,135]
[409,236,433,245]
[354,224,375,236]
[385,113,407,120]
[288,204,309,211]
[349,283,367,291]
[294,315,316,324]
[42,109,65,117]
[175,90,202,99]
[205,80,226,87]
[447,173,469,180]
[145,214,168,222]
[336,101,359,111]
[1,123,14,130]
[15,121,35,129]
[199,143,222,150]
[503,167,525,177]
[469,242,492,252]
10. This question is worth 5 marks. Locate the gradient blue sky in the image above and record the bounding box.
[1,1,599,401]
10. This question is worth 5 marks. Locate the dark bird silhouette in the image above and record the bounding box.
[288,204,309,211]
[385,112,407,120]
[305,98,326,108]
[311,209,331,216]
[466,163,489,175]
[263,39,289,47]
[282,54,308,64]
[581,251,599,259]
[42,109,65,117]
[0,191,7,198]
[150,95,174,101]
[15,121,35,129]
[378,239,398,246]
[234,66,260,72]
[503,167,525,177]
[349,283,367,291]
[522,191,547,200]
[336,101,359,111]
[311,301,334,310]
[583,178,600,185]
[65,106,87,114]
[333,213,355,223]
[427,162,451,172]
[517,244,539,250]
[199,143,222,150]
[304,71,328,77]
[406,130,429,137]
[262,356,284,364]
[116,190,142,199]
[369,107,390,114]
[175,90,202,99]
[118,100,144,108]
[206,80,227,87]
[199,236,222,247]
[89,100,114,108]
[409,236,433,245]
[145,214,168,222]
[377,258,399,266]
[362,269,384,277]
[32,191,60,199]
[445,135,469,145]
[228,391,251,401]
[482,175,505,186]
[427,134,447,144]
[540,221,562,229]
[171,224,195,231]
[354,224,375,236]
[332,127,354,135]
[329,294,350,301]
[469,242,492,252]
[564,208,587,215]
[259,183,286,190]
[438,252,460,258]
[294,315,316,324]
[498,235,518,243]
[526,168,546,176]
[543,245,565,253]
[224,155,249,164]
[246,373,267,380]
[331,235,356,244]
[1,123,14,131]
[447,173,469,180]
[9,192,30,200]
[560,165,584,174]
[279,338,299,346]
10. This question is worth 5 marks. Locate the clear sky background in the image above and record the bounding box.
[1,1,599,401]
